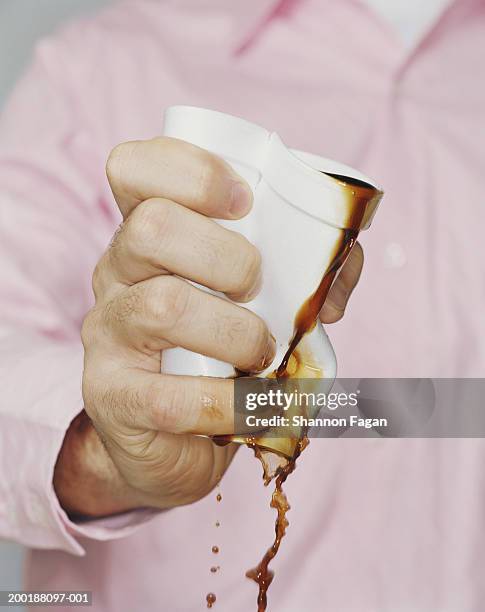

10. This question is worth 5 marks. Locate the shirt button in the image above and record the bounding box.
[384,242,407,268]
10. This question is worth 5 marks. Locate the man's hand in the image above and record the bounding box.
[54,137,363,518]
[55,137,275,516]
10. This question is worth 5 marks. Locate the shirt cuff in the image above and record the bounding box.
[0,337,160,556]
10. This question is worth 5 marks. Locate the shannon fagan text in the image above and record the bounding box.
[245,415,388,430]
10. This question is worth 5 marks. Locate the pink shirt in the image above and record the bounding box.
[1,0,485,610]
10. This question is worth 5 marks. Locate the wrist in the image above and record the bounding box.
[54,410,142,519]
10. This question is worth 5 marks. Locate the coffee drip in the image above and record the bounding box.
[161,106,383,612]
[214,170,380,455]
[213,171,382,612]
[276,227,357,378]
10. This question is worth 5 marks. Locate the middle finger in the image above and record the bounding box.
[96,197,261,303]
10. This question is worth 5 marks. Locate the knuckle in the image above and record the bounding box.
[106,223,126,269]
[91,257,107,299]
[103,277,193,332]
[81,309,99,348]
[105,283,144,326]
[147,277,193,331]
[109,221,125,250]
[125,199,174,259]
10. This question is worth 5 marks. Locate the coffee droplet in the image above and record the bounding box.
[216,493,222,502]
[215,521,220,528]
[212,545,219,554]
[206,593,216,608]
[210,566,220,573]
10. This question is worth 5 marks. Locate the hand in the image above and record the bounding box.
[55,137,275,516]
[54,137,364,518]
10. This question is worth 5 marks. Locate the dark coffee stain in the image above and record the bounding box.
[213,171,382,611]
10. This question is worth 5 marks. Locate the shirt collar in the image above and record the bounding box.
[193,0,485,55]
[226,0,484,54]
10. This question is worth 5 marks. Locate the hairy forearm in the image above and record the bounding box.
[53,410,140,519]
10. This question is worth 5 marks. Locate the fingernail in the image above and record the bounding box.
[229,181,253,218]
[262,333,277,369]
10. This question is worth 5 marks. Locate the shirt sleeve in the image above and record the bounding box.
[0,27,157,556]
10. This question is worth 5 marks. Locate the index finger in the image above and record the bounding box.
[94,369,237,437]
[106,136,253,220]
